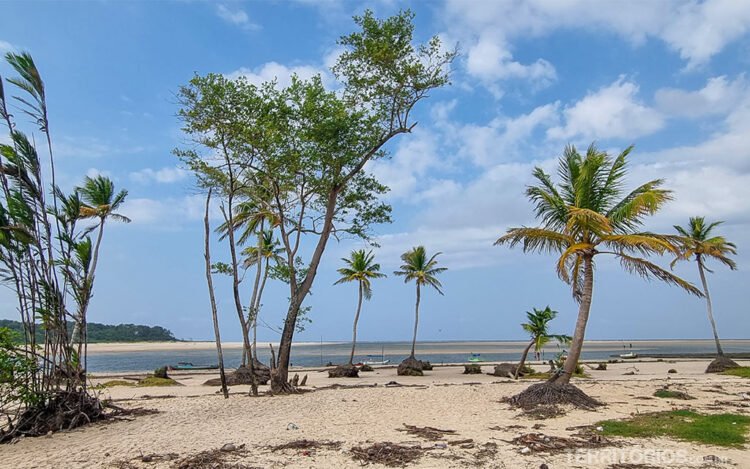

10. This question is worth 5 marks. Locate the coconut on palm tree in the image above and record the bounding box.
[514,306,571,379]
[72,176,130,347]
[495,144,702,408]
[330,249,386,377]
[394,246,446,376]
[672,217,739,373]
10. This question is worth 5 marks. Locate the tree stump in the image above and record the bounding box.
[705,356,740,373]
[328,364,359,378]
[397,357,423,376]
[359,364,374,372]
[488,363,520,378]
[420,360,433,371]
[154,366,168,379]
[464,364,482,374]
[299,374,308,386]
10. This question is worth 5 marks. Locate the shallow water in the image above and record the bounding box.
[86,339,750,372]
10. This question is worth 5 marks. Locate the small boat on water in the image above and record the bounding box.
[168,362,219,371]
[362,359,390,365]
[467,353,484,362]
[619,352,638,359]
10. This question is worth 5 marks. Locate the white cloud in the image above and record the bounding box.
[120,194,208,228]
[85,168,112,179]
[0,40,14,53]
[459,103,559,167]
[655,75,748,118]
[130,167,190,184]
[547,77,663,140]
[442,0,750,91]
[367,128,442,200]
[215,4,260,30]
[226,62,330,88]
[465,35,556,97]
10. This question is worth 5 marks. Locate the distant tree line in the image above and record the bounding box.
[0,320,177,343]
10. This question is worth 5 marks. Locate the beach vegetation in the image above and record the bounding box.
[137,377,181,387]
[671,217,739,373]
[599,410,750,447]
[653,387,695,400]
[93,380,136,389]
[496,144,701,408]
[176,10,455,393]
[514,306,571,379]
[722,367,750,378]
[334,249,386,368]
[0,52,126,442]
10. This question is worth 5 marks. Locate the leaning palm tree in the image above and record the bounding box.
[672,217,738,372]
[72,175,130,346]
[514,306,571,379]
[394,246,447,362]
[334,249,386,366]
[496,144,702,408]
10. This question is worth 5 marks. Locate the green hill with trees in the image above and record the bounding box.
[0,320,178,343]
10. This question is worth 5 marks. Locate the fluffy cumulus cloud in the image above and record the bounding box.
[0,40,14,52]
[655,75,748,118]
[130,166,190,184]
[226,62,331,88]
[547,78,664,140]
[120,194,208,228]
[441,0,750,96]
[215,4,260,30]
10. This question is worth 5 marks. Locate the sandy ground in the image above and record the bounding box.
[4,359,750,469]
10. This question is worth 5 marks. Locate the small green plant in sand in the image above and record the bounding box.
[93,380,136,389]
[722,367,750,378]
[599,410,750,447]
[137,377,181,387]
[653,388,695,400]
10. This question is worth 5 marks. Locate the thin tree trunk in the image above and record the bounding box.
[697,256,724,356]
[71,217,105,349]
[410,283,421,359]
[252,257,270,362]
[556,255,594,385]
[204,189,228,398]
[349,282,364,365]
[514,339,535,379]
[244,224,265,365]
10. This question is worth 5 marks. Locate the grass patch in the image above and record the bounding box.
[93,380,136,389]
[599,410,750,447]
[722,367,750,378]
[653,388,694,400]
[137,377,181,387]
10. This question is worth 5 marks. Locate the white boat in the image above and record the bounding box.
[619,352,638,359]
[362,359,390,365]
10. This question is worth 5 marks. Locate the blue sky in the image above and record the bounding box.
[1,0,749,343]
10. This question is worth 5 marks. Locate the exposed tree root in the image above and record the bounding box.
[0,390,106,443]
[328,364,359,378]
[508,382,603,410]
[706,356,740,373]
[397,357,424,376]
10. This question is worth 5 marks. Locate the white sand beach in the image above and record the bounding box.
[5,359,749,468]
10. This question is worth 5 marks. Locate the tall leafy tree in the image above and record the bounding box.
[514,306,571,379]
[394,246,447,359]
[672,217,738,370]
[177,10,455,392]
[334,249,386,365]
[496,144,702,392]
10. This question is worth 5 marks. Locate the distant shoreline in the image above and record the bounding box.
[86,338,750,354]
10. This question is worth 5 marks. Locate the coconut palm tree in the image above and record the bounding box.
[394,246,447,359]
[514,306,571,379]
[73,175,129,345]
[242,229,284,361]
[334,249,386,365]
[496,144,701,393]
[672,217,738,371]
